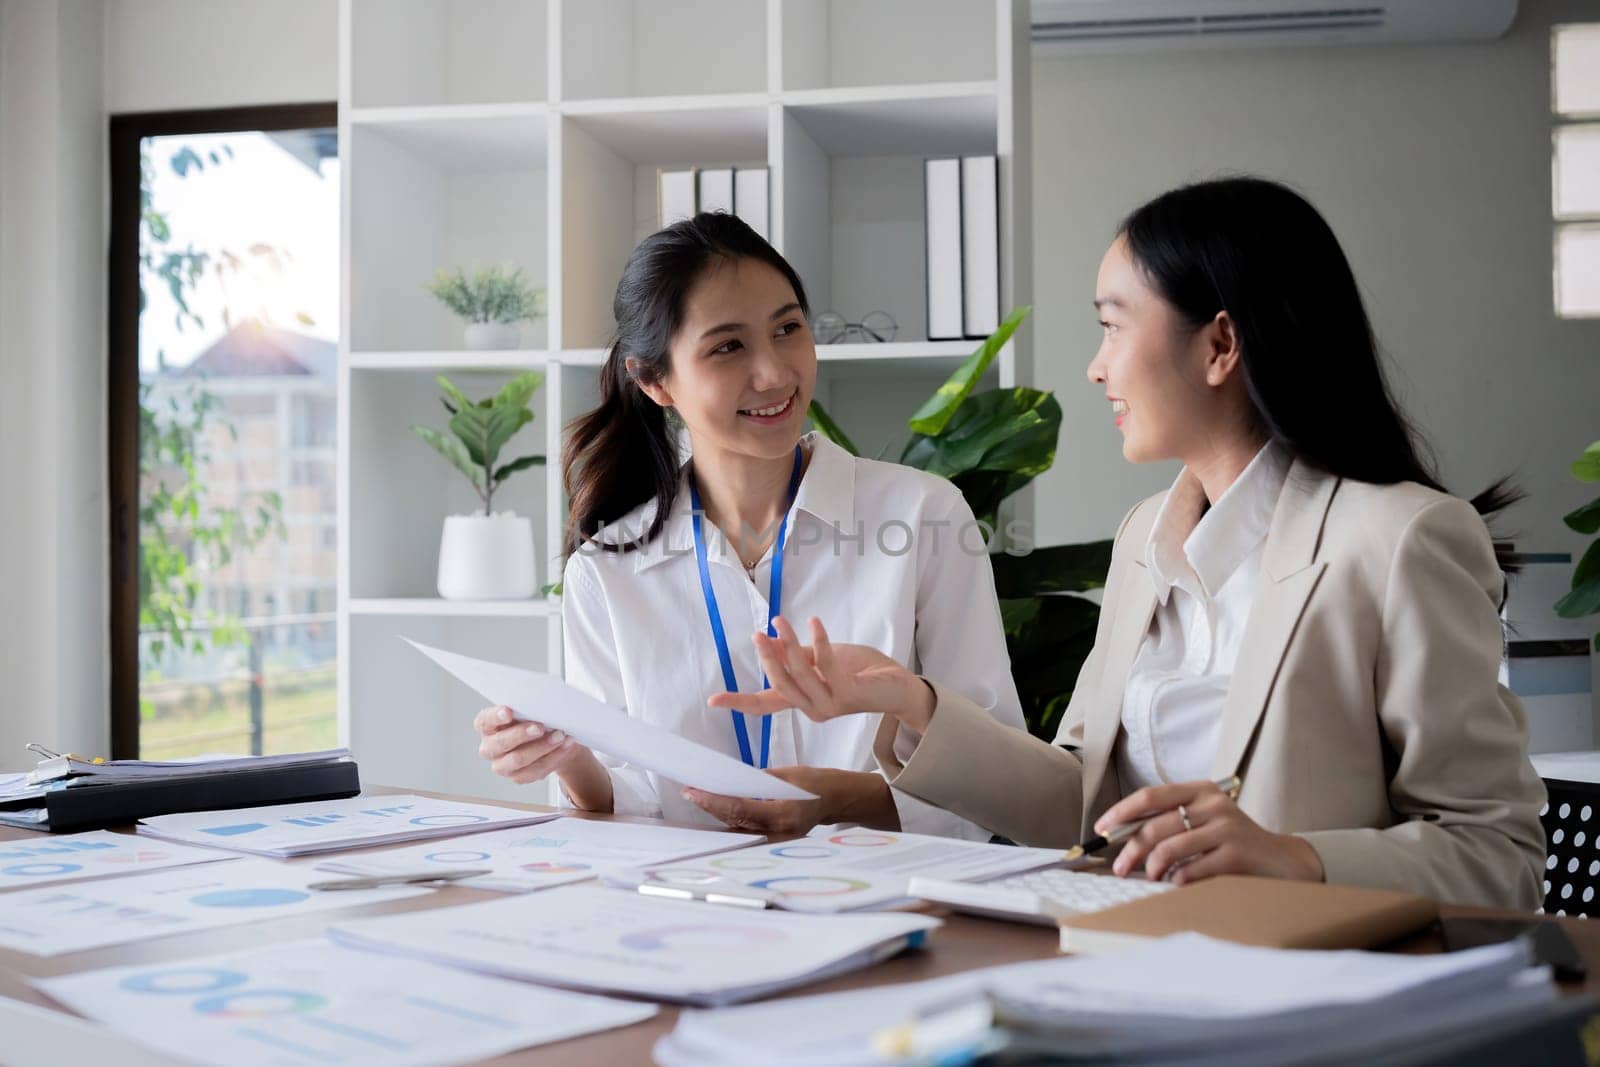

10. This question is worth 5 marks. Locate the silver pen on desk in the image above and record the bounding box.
[620,867,780,909]
[307,868,492,891]
[638,882,775,909]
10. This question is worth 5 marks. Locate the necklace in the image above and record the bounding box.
[736,534,772,578]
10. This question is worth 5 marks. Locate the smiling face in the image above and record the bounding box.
[633,256,816,464]
[1086,235,1242,465]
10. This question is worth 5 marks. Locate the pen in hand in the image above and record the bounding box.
[1062,775,1242,863]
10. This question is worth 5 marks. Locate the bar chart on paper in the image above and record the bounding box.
[137,795,557,857]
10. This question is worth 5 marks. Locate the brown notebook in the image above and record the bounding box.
[1059,875,1439,955]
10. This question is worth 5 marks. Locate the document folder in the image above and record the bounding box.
[0,757,360,833]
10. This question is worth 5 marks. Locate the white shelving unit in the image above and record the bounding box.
[337,0,1032,800]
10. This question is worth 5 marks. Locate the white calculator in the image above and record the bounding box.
[908,868,1174,926]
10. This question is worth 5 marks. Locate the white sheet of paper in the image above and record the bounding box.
[406,639,815,801]
[330,884,939,1005]
[36,939,657,1067]
[0,831,235,891]
[0,858,426,956]
[137,794,556,857]
[317,817,763,893]
[614,827,1062,913]
[0,996,175,1067]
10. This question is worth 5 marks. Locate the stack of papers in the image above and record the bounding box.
[318,817,763,893]
[330,883,940,1006]
[656,934,1557,1066]
[35,939,656,1067]
[0,858,428,956]
[0,770,46,828]
[28,748,353,786]
[138,794,556,857]
[0,771,34,800]
[608,827,1062,913]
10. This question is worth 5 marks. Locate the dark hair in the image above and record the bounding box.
[1118,176,1522,574]
[563,212,811,555]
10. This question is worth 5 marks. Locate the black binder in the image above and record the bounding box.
[0,759,361,833]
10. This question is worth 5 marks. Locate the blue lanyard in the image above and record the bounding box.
[689,445,804,770]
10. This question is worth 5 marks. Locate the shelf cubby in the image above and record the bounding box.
[812,359,1000,462]
[559,0,767,102]
[351,0,550,109]
[348,113,550,353]
[349,612,551,798]
[776,83,1002,348]
[348,367,554,601]
[558,109,771,349]
[778,0,997,92]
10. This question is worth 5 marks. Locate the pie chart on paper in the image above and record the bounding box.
[189,888,311,908]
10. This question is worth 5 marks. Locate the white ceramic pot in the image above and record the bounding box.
[437,512,537,600]
[463,321,521,350]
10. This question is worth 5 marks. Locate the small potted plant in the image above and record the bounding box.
[426,264,545,350]
[412,371,545,599]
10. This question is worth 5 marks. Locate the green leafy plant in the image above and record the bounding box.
[1557,440,1600,643]
[808,306,1113,740]
[426,265,546,324]
[413,372,546,515]
[139,382,286,716]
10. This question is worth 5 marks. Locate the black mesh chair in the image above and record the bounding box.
[1534,753,1600,917]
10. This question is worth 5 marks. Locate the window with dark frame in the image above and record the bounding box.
[109,104,339,759]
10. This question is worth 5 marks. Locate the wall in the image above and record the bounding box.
[1028,0,1600,572]
[104,0,336,113]
[0,0,335,759]
[0,0,107,758]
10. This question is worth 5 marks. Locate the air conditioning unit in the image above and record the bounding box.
[1032,0,1518,54]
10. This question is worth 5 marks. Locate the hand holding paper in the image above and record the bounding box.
[408,639,816,802]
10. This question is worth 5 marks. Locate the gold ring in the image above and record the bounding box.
[1178,803,1193,832]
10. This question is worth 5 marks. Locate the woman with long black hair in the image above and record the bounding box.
[707,177,1547,908]
[471,212,1023,838]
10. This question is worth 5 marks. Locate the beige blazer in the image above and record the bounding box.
[876,460,1547,909]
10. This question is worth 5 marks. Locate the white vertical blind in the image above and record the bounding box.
[1557,224,1600,318]
[1555,125,1600,219]
[1554,24,1600,117]
[1553,24,1600,317]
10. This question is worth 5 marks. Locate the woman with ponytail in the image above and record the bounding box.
[472,212,1023,837]
[707,178,1547,908]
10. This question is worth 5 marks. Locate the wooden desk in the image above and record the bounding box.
[2,788,1597,1065]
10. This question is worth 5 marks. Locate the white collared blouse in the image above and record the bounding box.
[1114,441,1292,791]
[560,432,1025,838]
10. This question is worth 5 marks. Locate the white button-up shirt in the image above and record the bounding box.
[561,432,1024,838]
[1115,441,1291,791]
